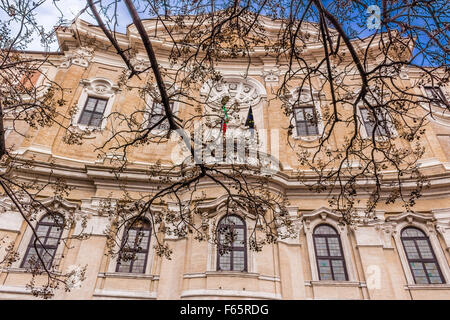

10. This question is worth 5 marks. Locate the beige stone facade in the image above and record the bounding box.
[1,18,450,300]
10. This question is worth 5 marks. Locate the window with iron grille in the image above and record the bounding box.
[313,224,348,281]
[293,106,319,136]
[116,219,151,274]
[148,101,174,130]
[424,86,449,110]
[360,107,390,137]
[401,227,445,284]
[78,96,108,127]
[217,215,247,272]
[21,214,65,269]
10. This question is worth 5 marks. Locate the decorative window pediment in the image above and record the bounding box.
[80,78,119,96]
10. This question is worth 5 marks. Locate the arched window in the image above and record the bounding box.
[313,224,348,281]
[217,215,247,272]
[21,214,65,269]
[401,227,445,284]
[116,219,151,274]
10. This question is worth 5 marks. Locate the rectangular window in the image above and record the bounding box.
[148,101,174,130]
[78,96,108,127]
[360,107,390,137]
[424,86,448,109]
[294,106,319,136]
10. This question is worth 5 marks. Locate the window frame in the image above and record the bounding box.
[312,224,349,281]
[20,214,65,270]
[216,215,248,272]
[293,105,320,137]
[77,96,109,127]
[400,227,446,285]
[115,219,152,274]
[147,101,174,131]
[72,78,118,131]
[359,106,392,138]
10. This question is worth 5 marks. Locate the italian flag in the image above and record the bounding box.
[221,96,230,133]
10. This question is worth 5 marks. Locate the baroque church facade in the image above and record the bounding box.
[1,18,450,300]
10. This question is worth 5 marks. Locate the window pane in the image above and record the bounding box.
[125,229,137,247]
[131,252,147,273]
[138,230,150,249]
[424,263,443,284]
[410,262,429,284]
[41,215,64,224]
[95,99,107,112]
[331,260,346,280]
[36,225,49,237]
[219,251,231,271]
[224,216,243,226]
[314,237,328,256]
[327,237,342,257]
[45,235,60,247]
[361,108,376,135]
[23,248,39,268]
[40,248,55,268]
[416,240,433,259]
[232,228,245,247]
[304,107,314,120]
[233,250,245,271]
[48,227,63,238]
[403,240,420,259]
[402,228,425,237]
[84,98,97,111]
[314,225,337,235]
[117,259,132,273]
[318,259,332,280]
[152,103,164,115]
[296,123,307,136]
[306,122,319,135]
[78,111,92,125]
[294,108,304,121]
[90,113,103,127]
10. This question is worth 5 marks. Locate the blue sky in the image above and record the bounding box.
[1,0,447,66]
